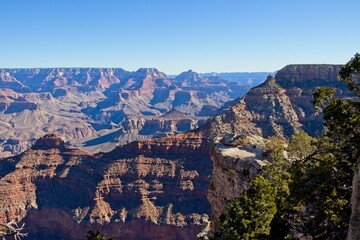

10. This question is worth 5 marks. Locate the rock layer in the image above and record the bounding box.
[208,135,267,230]
[200,65,351,140]
[0,133,212,239]
[203,65,353,233]
[0,64,353,239]
[0,68,252,157]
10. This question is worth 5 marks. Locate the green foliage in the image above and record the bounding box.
[213,54,360,239]
[218,175,277,240]
[263,136,291,207]
[313,87,336,112]
[86,231,115,240]
[285,54,360,239]
[267,133,315,240]
[289,149,350,239]
[339,53,360,96]
[287,132,316,161]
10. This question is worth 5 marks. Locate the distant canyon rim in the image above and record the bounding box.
[0,64,352,239]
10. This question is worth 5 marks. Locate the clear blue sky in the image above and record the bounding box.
[0,0,359,74]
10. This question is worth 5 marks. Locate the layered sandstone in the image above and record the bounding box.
[200,65,350,140]
[208,134,267,230]
[0,133,212,239]
[0,68,252,157]
[202,65,353,233]
[0,64,352,239]
[73,110,208,153]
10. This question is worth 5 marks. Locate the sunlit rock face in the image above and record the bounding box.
[201,64,353,232]
[0,64,353,239]
[0,68,252,158]
[199,64,351,140]
[208,134,267,231]
[0,133,212,239]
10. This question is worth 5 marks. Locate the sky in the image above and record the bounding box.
[0,0,359,74]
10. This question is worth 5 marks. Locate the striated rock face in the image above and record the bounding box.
[208,134,267,230]
[0,64,352,239]
[0,68,252,157]
[275,65,341,87]
[73,110,208,153]
[200,65,351,140]
[199,75,302,140]
[0,133,212,239]
[0,89,96,157]
[202,65,354,232]
[275,64,352,135]
[348,158,360,240]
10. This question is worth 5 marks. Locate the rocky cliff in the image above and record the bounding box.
[0,68,251,157]
[0,64,351,239]
[208,134,267,230]
[0,133,212,239]
[203,64,354,233]
[200,65,350,140]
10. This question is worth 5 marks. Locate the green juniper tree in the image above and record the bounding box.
[217,175,277,240]
[280,54,360,239]
[213,54,360,240]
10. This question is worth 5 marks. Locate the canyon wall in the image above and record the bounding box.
[0,68,252,157]
[0,133,212,239]
[0,64,354,239]
[203,64,354,233]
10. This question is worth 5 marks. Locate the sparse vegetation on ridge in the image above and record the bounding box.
[213,54,360,239]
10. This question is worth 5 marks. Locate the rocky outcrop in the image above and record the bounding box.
[208,134,267,231]
[31,134,66,150]
[275,64,353,135]
[0,133,212,239]
[201,65,353,232]
[0,68,252,157]
[199,75,301,140]
[200,65,351,140]
[0,64,353,239]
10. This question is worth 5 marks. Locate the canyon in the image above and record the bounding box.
[0,65,352,239]
[0,68,264,158]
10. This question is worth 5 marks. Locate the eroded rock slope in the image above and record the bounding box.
[0,64,352,239]
[0,68,252,157]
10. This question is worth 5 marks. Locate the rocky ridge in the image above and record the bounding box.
[200,65,350,140]
[0,133,212,239]
[201,64,354,233]
[0,68,252,157]
[0,64,352,239]
[208,134,267,230]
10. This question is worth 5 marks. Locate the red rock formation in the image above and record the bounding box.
[0,133,212,239]
[0,64,352,239]
[0,67,252,156]
[199,65,353,233]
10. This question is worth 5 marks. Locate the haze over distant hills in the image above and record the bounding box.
[200,72,272,87]
[0,68,267,157]
[0,64,353,240]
